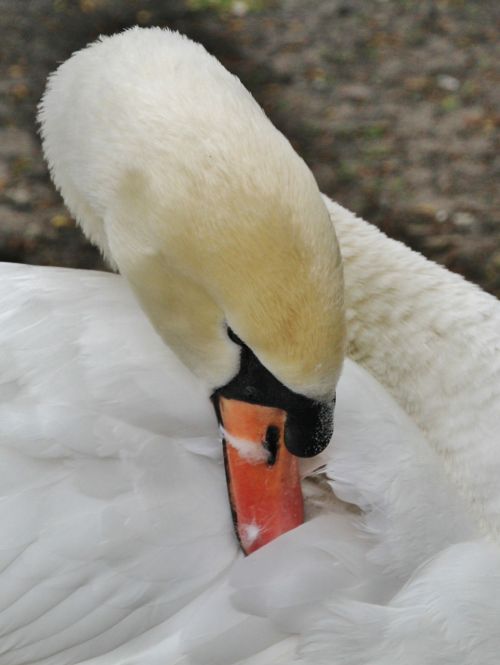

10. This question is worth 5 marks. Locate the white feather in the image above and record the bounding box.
[1,263,499,664]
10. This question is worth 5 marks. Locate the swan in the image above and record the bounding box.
[1,26,499,664]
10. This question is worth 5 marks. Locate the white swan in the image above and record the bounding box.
[1,27,499,664]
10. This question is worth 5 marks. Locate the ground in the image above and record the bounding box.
[0,0,498,295]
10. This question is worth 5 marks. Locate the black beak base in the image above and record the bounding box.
[212,329,335,458]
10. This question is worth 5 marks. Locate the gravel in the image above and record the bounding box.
[0,0,498,295]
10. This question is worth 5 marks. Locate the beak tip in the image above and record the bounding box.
[217,397,305,555]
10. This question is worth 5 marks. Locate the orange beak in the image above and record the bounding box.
[218,396,304,555]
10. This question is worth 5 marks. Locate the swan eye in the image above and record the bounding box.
[244,386,259,400]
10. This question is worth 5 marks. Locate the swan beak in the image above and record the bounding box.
[218,396,304,555]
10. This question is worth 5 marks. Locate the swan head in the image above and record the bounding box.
[39,27,346,553]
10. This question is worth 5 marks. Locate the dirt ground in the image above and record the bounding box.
[0,0,498,296]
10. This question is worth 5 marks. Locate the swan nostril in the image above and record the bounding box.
[263,426,280,466]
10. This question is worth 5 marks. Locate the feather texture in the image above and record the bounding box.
[1,263,499,664]
[329,197,500,536]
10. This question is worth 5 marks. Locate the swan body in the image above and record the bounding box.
[2,262,499,665]
[0,265,500,665]
[0,26,499,664]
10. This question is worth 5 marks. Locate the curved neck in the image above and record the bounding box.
[325,197,500,538]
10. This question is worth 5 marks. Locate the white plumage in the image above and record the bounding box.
[2,260,499,664]
[1,27,499,665]
[331,197,500,536]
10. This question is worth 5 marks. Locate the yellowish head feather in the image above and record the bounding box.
[39,27,345,400]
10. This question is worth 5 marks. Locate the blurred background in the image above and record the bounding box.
[0,0,498,296]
